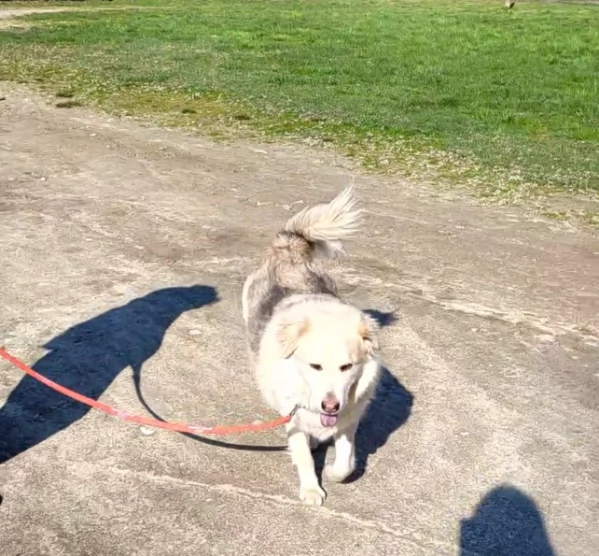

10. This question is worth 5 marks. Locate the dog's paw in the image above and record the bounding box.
[324,463,354,483]
[300,485,326,506]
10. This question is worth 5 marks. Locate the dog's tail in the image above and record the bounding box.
[272,187,362,259]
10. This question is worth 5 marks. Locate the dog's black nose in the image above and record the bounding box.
[321,398,340,414]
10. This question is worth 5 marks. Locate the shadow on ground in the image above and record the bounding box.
[348,366,414,481]
[364,309,398,328]
[460,485,556,556]
[0,285,218,464]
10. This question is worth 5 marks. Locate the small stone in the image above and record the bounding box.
[139,426,156,436]
[189,329,202,336]
[0,96,6,101]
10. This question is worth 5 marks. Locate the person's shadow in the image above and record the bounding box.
[0,285,218,464]
[460,485,556,556]
[312,309,414,481]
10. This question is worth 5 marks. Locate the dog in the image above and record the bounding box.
[242,187,382,506]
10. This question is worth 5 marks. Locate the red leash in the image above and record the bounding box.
[0,346,294,435]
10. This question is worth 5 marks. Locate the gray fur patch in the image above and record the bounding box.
[245,259,339,354]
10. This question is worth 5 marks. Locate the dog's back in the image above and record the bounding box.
[242,188,362,353]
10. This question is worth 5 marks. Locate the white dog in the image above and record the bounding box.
[242,188,382,505]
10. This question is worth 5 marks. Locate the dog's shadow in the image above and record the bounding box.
[314,309,414,482]
[365,309,398,328]
[353,364,413,480]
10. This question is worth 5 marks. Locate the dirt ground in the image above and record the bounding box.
[0,84,598,556]
[0,6,83,27]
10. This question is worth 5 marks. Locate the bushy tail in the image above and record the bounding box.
[272,187,362,259]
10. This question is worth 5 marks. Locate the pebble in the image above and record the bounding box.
[139,426,156,436]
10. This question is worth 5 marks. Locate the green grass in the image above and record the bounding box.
[1,0,598,197]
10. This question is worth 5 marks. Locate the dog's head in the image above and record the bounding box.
[277,304,379,427]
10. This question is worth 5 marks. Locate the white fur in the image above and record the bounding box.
[242,188,382,506]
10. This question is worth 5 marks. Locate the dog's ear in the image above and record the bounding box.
[358,314,379,355]
[277,317,310,358]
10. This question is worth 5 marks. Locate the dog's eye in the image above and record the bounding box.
[309,363,323,371]
[340,363,353,372]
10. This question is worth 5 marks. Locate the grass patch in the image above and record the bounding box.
[0,0,598,198]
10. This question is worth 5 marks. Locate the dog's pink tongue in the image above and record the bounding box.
[320,414,338,427]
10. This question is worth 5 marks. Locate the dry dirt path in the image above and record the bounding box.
[0,86,597,556]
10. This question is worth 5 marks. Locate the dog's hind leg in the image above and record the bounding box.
[287,424,326,505]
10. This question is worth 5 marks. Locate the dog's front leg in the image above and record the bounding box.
[287,425,326,505]
[325,422,358,483]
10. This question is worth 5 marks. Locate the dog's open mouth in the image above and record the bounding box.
[320,413,338,427]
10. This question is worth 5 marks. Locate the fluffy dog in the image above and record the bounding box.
[242,188,382,506]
